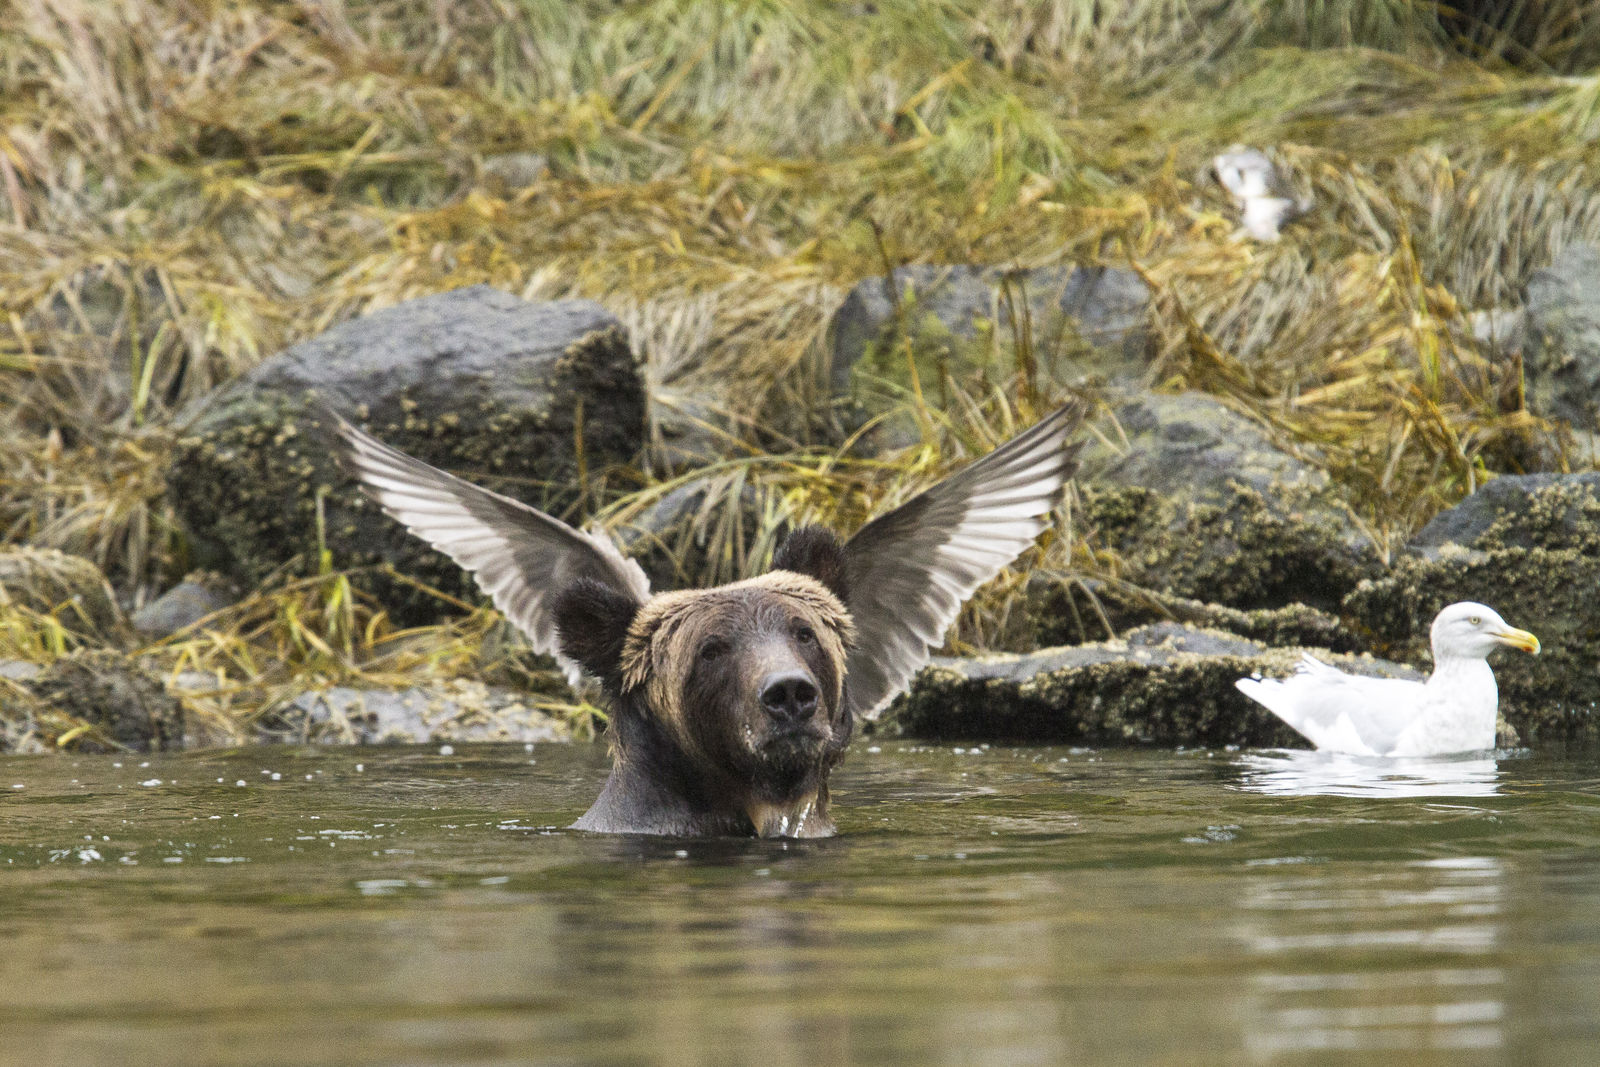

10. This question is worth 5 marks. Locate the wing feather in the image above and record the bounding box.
[840,402,1085,718]
[1236,656,1427,755]
[332,415,650,686]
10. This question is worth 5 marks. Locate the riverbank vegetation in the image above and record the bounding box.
[3,0,1600,743]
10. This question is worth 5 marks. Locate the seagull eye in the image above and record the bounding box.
[1468,616,1482,626]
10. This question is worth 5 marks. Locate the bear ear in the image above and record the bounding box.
[552,579,641,686]
[771,525,849,603]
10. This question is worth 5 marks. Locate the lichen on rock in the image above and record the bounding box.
[1075,391,1379,612]
[166,286,646,623]
[878,623,1419,747]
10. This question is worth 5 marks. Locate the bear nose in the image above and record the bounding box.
[759,672,819,722]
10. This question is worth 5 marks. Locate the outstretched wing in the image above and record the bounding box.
[333,415,650,686]
[840,402,1084,718]
[1236,655,1424,755]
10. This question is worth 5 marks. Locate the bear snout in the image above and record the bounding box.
[759,671,820,723]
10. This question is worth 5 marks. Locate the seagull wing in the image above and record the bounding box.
[1237,654,1424,755]
[839,402,1084,718]
[333,416,650,686]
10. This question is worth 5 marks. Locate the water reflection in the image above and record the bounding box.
[1238,857,1509,1055]
[1234,749,1502,798]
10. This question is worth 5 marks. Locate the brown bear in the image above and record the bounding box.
[332,402,1082,837]
[554,566,855,836]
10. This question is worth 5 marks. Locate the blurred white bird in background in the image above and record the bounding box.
[1212,144,1312,241]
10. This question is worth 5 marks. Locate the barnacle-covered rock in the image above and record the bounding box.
[168,286,646,622]
[879,623,1418,746]
[1076,391,1379,612]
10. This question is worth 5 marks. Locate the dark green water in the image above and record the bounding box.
[3,741,1599,1065]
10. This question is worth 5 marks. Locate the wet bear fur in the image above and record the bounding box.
[553,528,857,837]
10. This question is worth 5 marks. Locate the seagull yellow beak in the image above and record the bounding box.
[1493,627,1540,655]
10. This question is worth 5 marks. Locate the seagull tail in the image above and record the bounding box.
[1234,676,1313,738]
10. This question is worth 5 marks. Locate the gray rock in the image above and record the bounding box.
[131,575,235,637]
[877,624,1419,746]
[22,649,184,752]
[1022,576,1367,652]
[1468,306,1527,353]
[0,660,41,682]
[1075,392,1379,611]
[168,286,646,622]
[828,263,1152,409]
[1409,472,1600,557]
[480,152,548,192]
[273,681,569,745]
[1525,243,1600,429]
[647,390,741,472]
[612,473,785,590]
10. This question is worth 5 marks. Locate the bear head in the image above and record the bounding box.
[553,544,856,837]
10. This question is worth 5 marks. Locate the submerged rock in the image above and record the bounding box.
[270,680,569,745]
[168,286,646,622]
[0,548,128,643]
[1524,243,1600,430]
[878,623,1417,746]
[22,649,184,752]
[1077,392,1379,611]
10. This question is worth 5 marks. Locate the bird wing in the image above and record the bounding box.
[839,402,1084,719]
[333,415,651,686]
[1236,654,1424,755]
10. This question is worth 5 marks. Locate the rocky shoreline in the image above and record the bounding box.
[7,251,1600,753]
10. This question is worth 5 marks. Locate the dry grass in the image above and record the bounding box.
[2,0,1599,741]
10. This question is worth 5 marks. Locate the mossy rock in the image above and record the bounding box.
[1022,575,1365,652]
[1077,392,1379,611]
[0,548,128,644]
[24,649,184,752]
[1524,243,1600,431]
[828,263,1152,450]
[1343,547,1600,743]
[167,286,646,623]
[878,623,1418,746]
[1410,472,1600,555]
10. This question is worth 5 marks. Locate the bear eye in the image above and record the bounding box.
[699,637,729,662]
[794,623,817,645]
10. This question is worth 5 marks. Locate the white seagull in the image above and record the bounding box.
[1212,144,1312,241]
[1234,602,1539,757]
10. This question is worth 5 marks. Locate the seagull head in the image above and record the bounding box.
[1430,601,1540,661]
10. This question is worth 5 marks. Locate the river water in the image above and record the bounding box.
[3,741,1598,1065]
